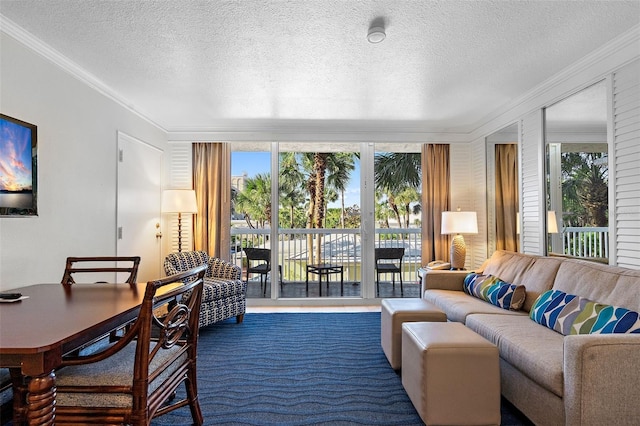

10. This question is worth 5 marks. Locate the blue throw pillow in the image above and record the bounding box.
[530,289,640,335]
[463,273,526,311]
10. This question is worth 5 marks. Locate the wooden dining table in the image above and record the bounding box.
[0,282,147,425]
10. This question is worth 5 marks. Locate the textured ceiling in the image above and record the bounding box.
[1,0,639,133]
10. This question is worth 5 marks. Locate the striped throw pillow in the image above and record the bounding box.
[530,289,640,335]
[463,273,526,311]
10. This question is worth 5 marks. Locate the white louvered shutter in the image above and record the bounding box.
[611,59,640,268]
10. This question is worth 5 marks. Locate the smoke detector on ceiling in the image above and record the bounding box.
[367,26,386,43]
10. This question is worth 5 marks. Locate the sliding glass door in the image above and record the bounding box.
[374,143,423,298]
[230,141,424,301]
[230,142,273,298]
[277,143,361,298]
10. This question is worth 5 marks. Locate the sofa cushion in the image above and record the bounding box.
[480,250,564,312]
[553,259,640,312]
[463,273,526,310]
[423,289,526,323]
[465,313,565,398]
[530,289,640,335]
[202,278,246,302]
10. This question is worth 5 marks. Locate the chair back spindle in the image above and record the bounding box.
[61,256,141,286]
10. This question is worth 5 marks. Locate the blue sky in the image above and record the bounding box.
[232,152,270,176]
[232,152,361,208]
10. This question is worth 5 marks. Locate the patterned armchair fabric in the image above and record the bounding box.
[164,251,246,327]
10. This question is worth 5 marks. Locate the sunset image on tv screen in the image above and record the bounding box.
[1,116,34,210]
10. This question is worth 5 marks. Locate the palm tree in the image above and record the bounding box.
[395,186,421,228]
[326,153,357,228]
[311,153,329,262]
[375,189,392,228]
[278,152,357,264]
[374,152,421,193]
[234,173,271,228]
[374,152,422,231]
[385,191,402,228]
[279,152,307,228]
[561,152,608,227]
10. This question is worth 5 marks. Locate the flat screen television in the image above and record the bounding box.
[0,114,38,216]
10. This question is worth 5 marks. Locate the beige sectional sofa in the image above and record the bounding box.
[421,250,640,426]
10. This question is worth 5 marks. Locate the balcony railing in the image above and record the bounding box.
[560,226,609,259]
[230,225,609,296]
[230,227,422,288]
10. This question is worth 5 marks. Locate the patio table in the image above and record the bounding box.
[305,264,344,296]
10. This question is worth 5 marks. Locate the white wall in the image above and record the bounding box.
[0,34,168,290]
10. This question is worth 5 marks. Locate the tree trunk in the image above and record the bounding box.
[313,153,328,263]
[341,189,345,229]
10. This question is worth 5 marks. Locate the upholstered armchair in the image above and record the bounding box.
[164,251,247,327]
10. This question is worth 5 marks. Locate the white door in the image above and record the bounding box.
[117,131,163,282]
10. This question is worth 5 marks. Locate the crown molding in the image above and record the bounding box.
[165,118,471,142]
[167,130,471,143]
[0,14,166,133]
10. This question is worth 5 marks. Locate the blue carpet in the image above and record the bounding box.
[151,312,532,426]
[0,312,531,425]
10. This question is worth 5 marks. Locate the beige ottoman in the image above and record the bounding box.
[381,298,447,370]
[402,322,500,426]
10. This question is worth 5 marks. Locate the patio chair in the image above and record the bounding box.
[375,247,405,297]
[52,264,207,425]
[244,247,282,296]
[164,251,246,326]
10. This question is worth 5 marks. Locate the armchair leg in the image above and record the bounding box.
[236,314,244,324]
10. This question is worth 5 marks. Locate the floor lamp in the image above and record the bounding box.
[441,210,478,270]
[162,189,198,252]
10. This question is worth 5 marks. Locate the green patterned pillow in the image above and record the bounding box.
[530,289,640,335]
[463,273,526,311]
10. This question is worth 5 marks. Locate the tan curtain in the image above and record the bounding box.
[495,144,519,252]
[192,143,231,260]
[421,144,450,263]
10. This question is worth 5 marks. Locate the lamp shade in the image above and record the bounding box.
[547,210,559,234]
[162,189,198,214]
[441,211,478,235]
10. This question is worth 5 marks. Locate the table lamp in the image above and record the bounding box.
[162,189,198,252]
[441,210,478,270]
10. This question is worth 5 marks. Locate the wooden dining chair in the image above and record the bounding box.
[60,256,142,347]
[375,247,405,297]
[52,264,207,425]
[61,256,141,286]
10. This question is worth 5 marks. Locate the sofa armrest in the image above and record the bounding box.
[207,257,242,280]
[564,334,640,426]
[420,270,469,295]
